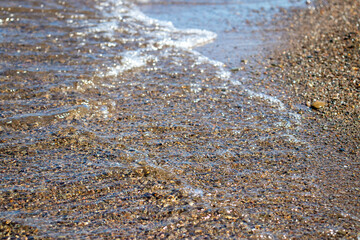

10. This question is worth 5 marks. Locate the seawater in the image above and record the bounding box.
[1,0,355,238]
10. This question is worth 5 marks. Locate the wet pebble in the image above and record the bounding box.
[311,101,326,109]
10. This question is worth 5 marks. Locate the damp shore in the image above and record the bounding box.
[1,0,359,239]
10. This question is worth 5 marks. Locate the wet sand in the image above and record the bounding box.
[1,0,359,239]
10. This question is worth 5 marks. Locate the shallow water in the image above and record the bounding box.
[0,0,359,238]
[138,0,304,63]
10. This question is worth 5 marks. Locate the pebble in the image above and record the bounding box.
[311,101,326,109]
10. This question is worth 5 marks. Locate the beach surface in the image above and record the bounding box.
[1,0,359,239]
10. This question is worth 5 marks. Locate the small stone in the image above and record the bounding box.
[230,68,241,72]
[311,101,326,109]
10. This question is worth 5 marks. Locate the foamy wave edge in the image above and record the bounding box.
[91,0,230,79]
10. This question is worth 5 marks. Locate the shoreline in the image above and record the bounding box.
[1,0,359,238]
